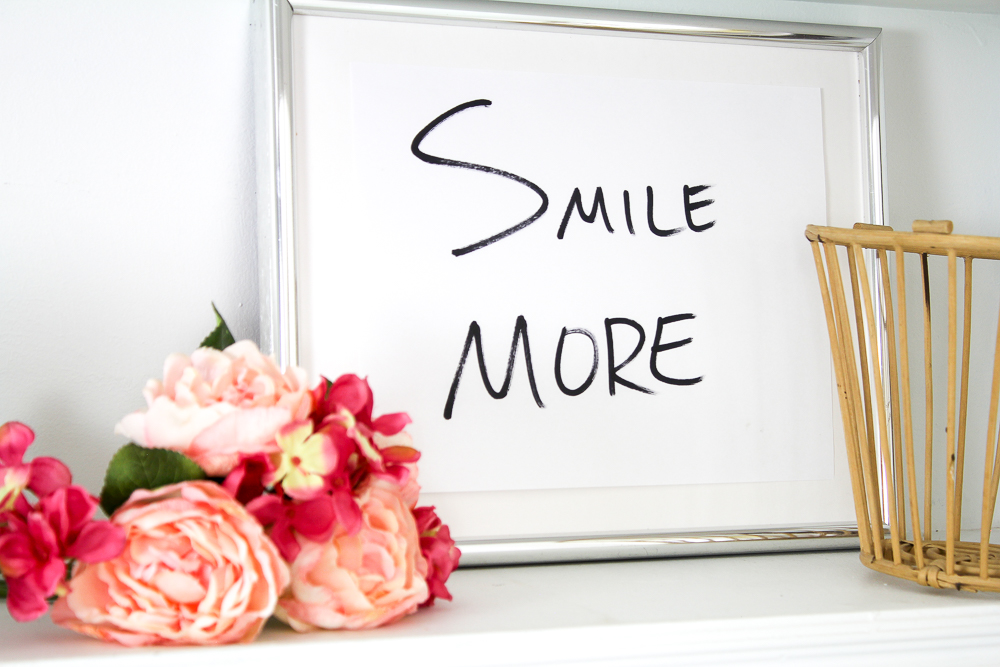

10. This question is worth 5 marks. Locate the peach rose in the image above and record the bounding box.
[51,481,289,646]
[275,479,429,631]
[115,340,311,476]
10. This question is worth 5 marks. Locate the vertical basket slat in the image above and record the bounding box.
[812,242,875,554]
[895,244,926,568]
[833,247,882,559]
[954,258,973,543]
[878,249,907,541]
[945,250,957,575]
[855,243,902,563]
[825,242,877,552]
[846,245,886,561]
[920,253,934,543]
[806,221,1000,592]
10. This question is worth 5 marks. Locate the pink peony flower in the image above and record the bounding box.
[115,341,312,476]
[413,506,460,606]
[0,422,71,511]
[0,486,124,622]
[51,481,289,646]
[275,479,429,631]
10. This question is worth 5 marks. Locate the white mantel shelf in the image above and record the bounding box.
[4,549,1000,666]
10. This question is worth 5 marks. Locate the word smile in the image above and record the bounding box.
[411,99,717,257]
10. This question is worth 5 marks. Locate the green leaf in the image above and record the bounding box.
[99,444,207,516]
[0,576,6,600]
[199,302,235,351]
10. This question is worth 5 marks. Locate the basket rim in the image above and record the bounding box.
[805,223,1000,260]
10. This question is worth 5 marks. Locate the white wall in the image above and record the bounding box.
[2,0,999,502]
[0,0,260,489]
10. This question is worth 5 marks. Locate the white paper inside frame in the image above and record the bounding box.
[293,14,861,539]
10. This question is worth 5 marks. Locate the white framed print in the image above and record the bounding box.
[252,0,884,565]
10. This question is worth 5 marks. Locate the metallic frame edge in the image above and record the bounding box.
[290,0,879,49]
[458,526,860,567]
[252,0,278,358]
[257,0,298,370]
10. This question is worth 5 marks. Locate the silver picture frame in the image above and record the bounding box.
[251,0,884,566]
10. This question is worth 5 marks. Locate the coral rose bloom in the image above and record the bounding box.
[116,341,311,476]
[52,481,289,646]
[276,479,429,631]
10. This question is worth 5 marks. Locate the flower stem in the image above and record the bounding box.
[0,576,6,600]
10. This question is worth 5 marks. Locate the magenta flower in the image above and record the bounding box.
[0,422,71,511]
[413,506,461,606]
[247,490,360,562]
[0,513,64,622]
[222,453,274,505]
[0,486,125,622]
[310,375,414,484]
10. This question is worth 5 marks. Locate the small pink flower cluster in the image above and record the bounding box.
[12,340,460,646]
[0,423,125,622]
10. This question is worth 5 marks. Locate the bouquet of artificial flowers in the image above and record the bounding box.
[0,311,459,645]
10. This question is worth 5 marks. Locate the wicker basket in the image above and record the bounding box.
[807,220,1000,592]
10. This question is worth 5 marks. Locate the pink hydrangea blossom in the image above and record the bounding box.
[310,374,414,484]
[221,452,274,505]
[247,488,360,563]
[0,486,124,622]
[0,422,71,511]
[413,506,461,606]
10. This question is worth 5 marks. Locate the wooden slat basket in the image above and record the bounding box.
[807,220,1000,592]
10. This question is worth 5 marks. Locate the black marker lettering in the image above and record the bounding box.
[622,190,635,235]
[684,185,715,232]
[411,99,549,257]
[557,187,613,239]
[554,327,598,396]
[443,316,545,419]
[646,186,682,237]
[650,314,703,386]
[605,318,653,396]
